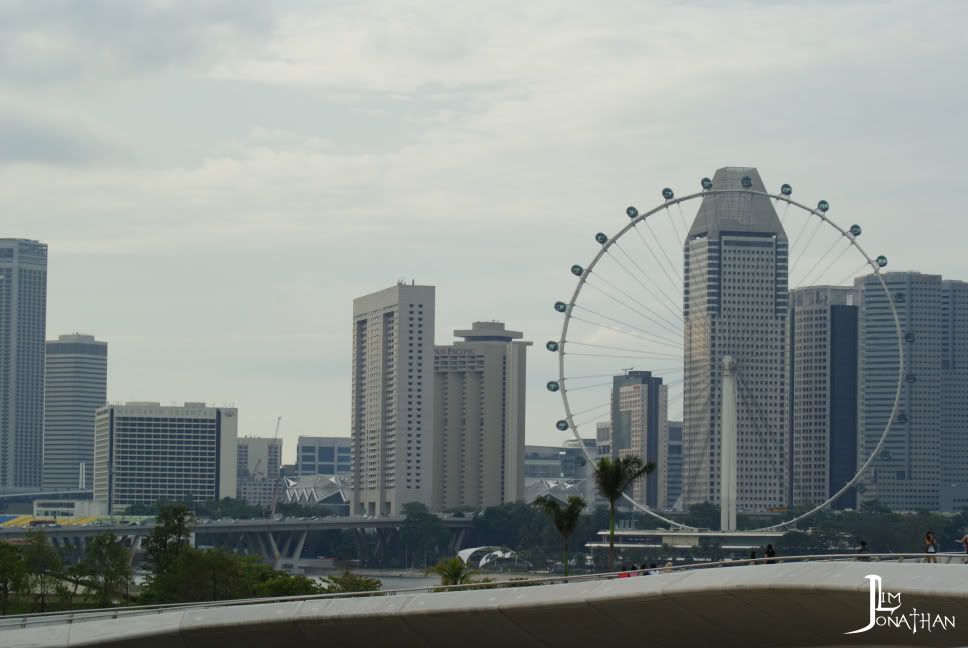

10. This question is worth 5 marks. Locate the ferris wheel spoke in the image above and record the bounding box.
[802,240,856,287]
[563,380,614,392]
[589,271,682,331]
[795,237,851,288]
[567,401,612,418]
[632,222,682,288]
[788,216,826,278]
[571,306,681,347]
[674,203,690,241]
[609,241,682,319]
[564,340,680,357]
[583,278,683,338]
[832,260,872,287]
[665,206,685,248]
[567,314,682,350]
[567,351,682,361]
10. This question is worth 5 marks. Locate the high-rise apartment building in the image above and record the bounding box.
[296,436,352,476]
[660,420,683,510]
[787,287,858,510]
[42,334,108,491]
[942,280,968,500]
[93,402,237,513]
[596,422,611,457]
[433,321,529,510]
[610,371,667,507]
[682,167,788,511]
[351,283,435,517]
[0,239,47,490]
[856,272,941,511]
[237,436,282,479]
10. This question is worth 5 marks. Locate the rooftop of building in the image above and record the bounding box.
[688,166,787,240]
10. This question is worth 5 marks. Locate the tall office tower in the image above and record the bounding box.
[659,420,683,510]
[236,436,282,506]
[42,334,108,491]
[610,370,667,508]
[596,422,612,457]
[787,287,858,510]
[856,272,941,511]
[351,283,435,517]
[682,167,788,511]
[237,436,282,480]
[296,436,352,476]
[433,321,530,510]
[0,239,47,491]
[941,280,968,504]
[93,402,237,513]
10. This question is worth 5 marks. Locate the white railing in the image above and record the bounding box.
[1,552,964,630]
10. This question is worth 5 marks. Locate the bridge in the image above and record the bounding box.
[0,516,474,568]
[3,554,967,647]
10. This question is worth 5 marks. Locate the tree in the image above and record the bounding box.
[23,531,63,612]
[593,455,654,571]
[254,574,323,597]
[321,570,382,593]
[0,542,26,614]
[79,533,132,608]
[400,502,448,568]
[533,496,586,577]
[144,503,193,573]
[427,557,473,586]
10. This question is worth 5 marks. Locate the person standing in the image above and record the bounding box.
[955,533,968,564]
[765,544,777,564]
[924,531,939,564]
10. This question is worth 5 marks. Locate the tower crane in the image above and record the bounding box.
[269,416,283,518]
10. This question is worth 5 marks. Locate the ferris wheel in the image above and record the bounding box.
[547,168,904,532]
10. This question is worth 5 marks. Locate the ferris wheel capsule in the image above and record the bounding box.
[817,199,830,212]
[662,188,674,200]
[626,206,638,219]
[876,255,888,268]
[701,177,713,190]
[570,264,584,277]
[595,232,608,244]
[554,301,568,313]
[546,381,560,392]
[546,341,559,352]
[555,420,569,431]
[780,183,792,196]
[741,176,753,188]
[849,224,862,237]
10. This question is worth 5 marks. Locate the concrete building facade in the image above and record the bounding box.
[237,436,282,480]
[296,436,352,476]
[433,321,529,511]
[351,283,435,516]
[787,287,858,510]
[856,272,941,511]
[93,402,237,513]
[0,239,47,490]
[610,371,667,507]
[660,420,683,510]
[682,168,789,511]
[42,334,108,491]
[941,280,968,499]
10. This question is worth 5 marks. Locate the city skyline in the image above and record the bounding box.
[0,2,966,461]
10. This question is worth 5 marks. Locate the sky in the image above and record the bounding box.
[1,0,965,463]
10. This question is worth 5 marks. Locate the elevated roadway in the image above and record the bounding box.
[4,555,968,647]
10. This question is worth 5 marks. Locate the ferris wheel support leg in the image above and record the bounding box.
[720,356,738,532]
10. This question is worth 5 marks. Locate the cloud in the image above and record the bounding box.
[0,100,129,166]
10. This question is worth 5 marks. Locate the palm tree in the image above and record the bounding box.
[533,495,586,577]
[594,455,655,571]
[427,557,473,586]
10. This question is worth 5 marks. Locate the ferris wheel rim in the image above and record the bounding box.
[553,186,903,533]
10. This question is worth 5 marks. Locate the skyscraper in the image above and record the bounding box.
[856,272,941,511]
[682,167,788,511]
[42,334,108,491]
[0,239,48,491]
[787,287,858,510]
[93,402,237,513]
[941,280,968,498]
[659,420,683,510]
[433,321,530,510]
[351,283,435,517]
[610,370,667,507]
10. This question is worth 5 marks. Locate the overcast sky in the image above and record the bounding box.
[1,0,965,462]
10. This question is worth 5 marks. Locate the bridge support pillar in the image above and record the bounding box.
[720,355,738,533]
